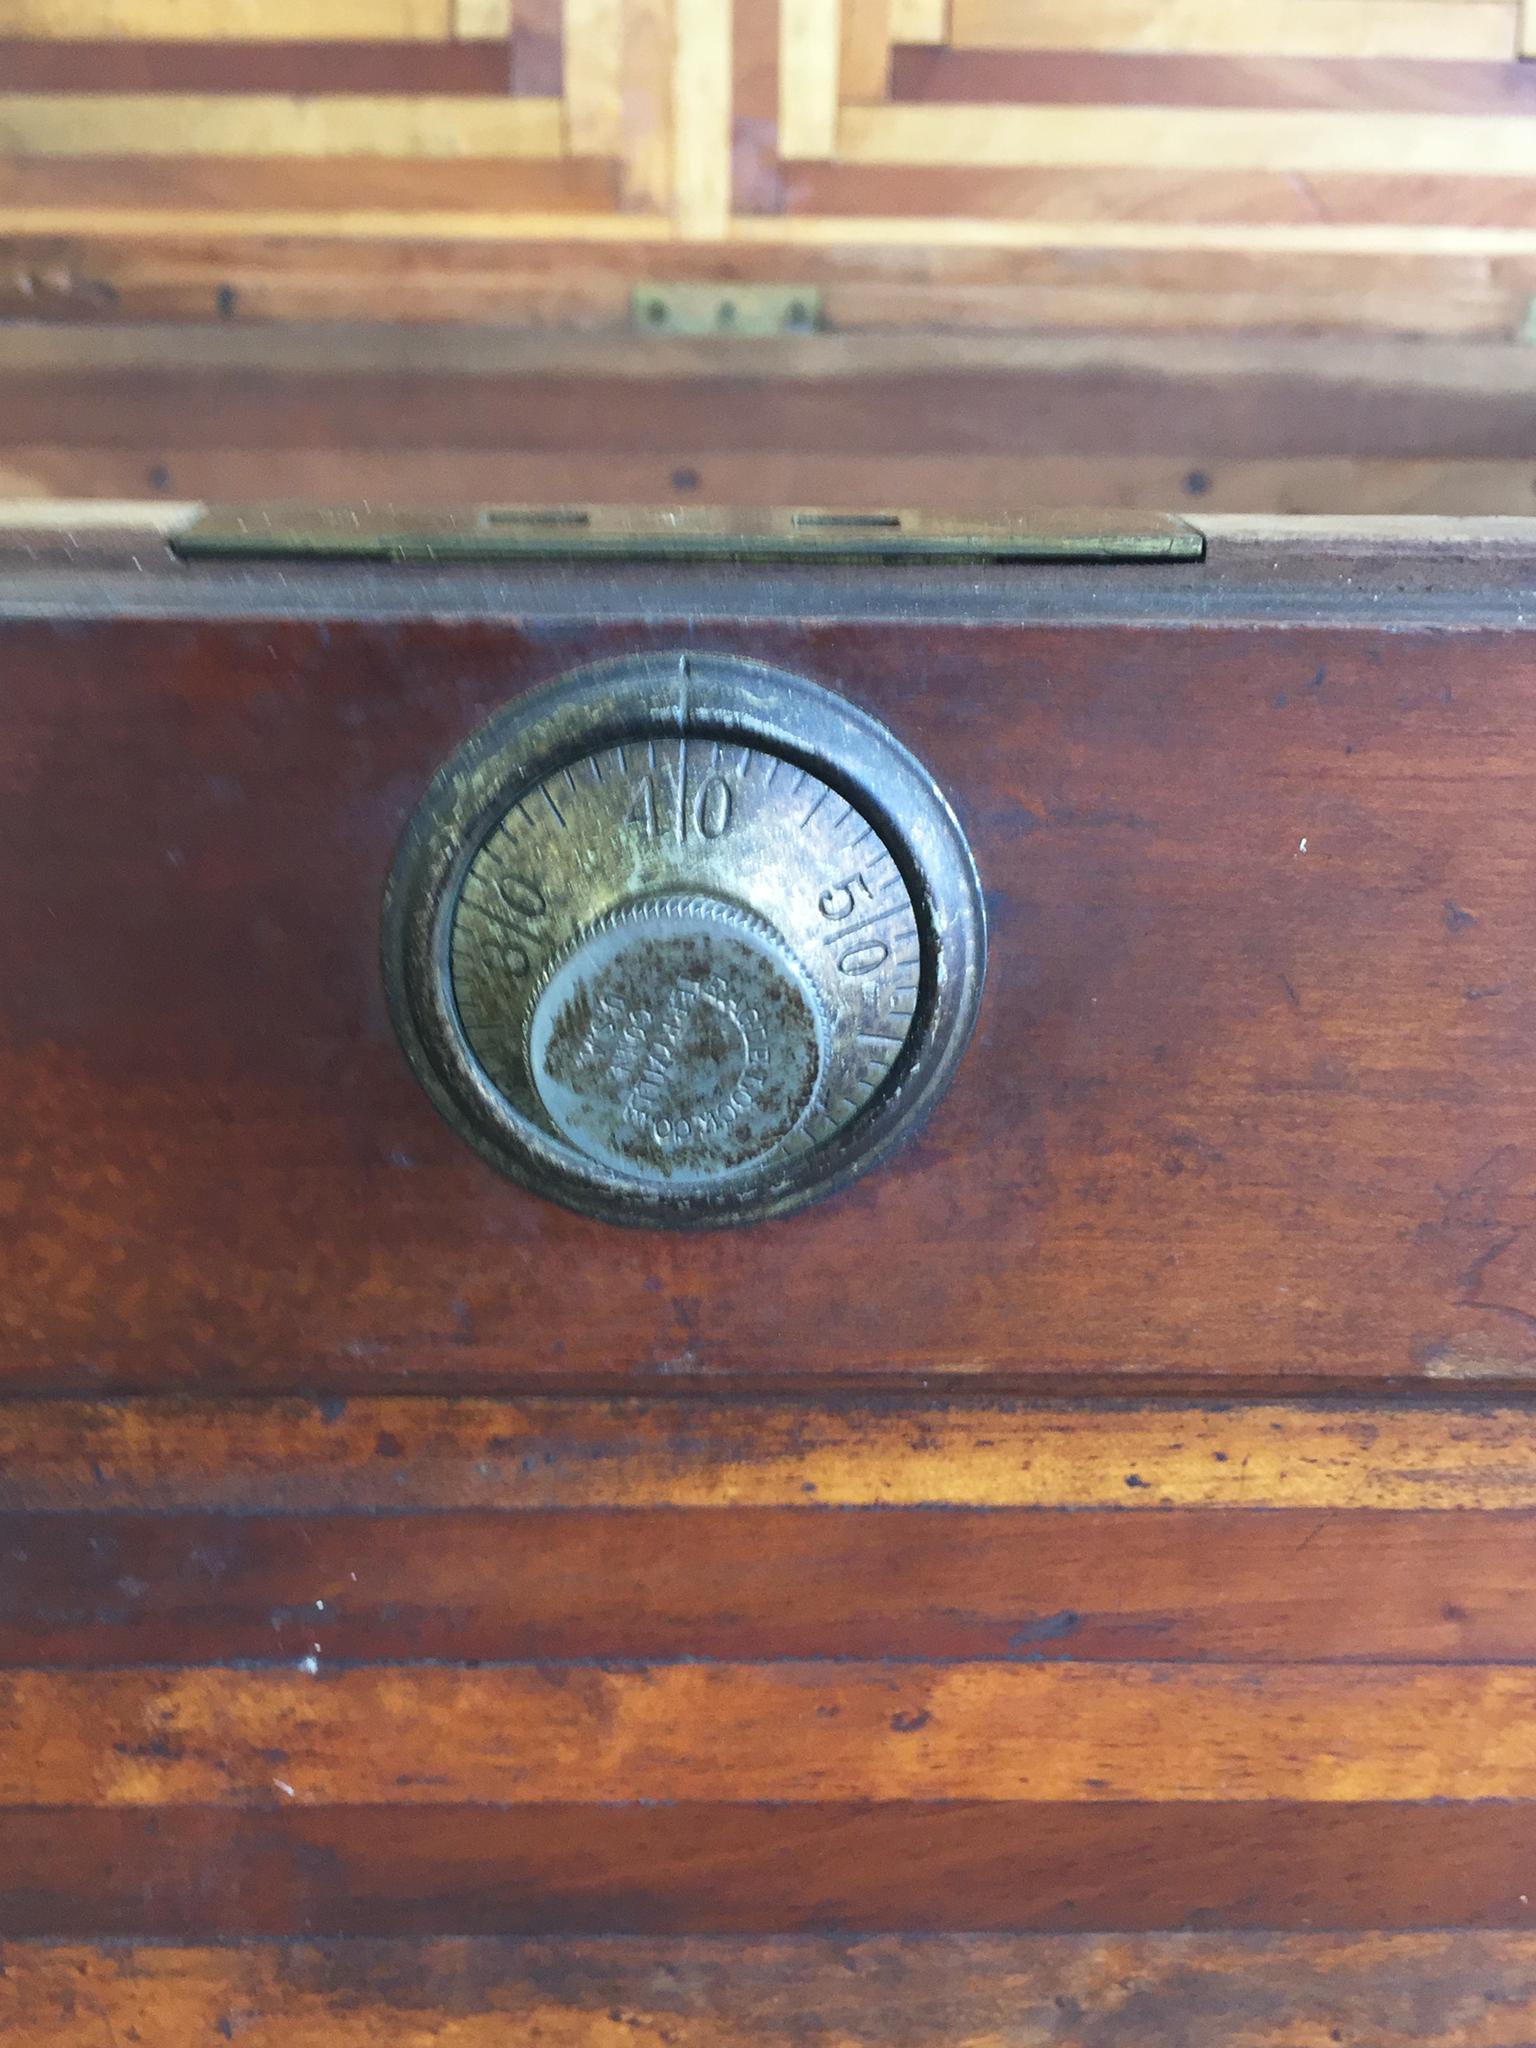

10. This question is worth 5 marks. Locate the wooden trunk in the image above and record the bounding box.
[3,508,1536,2042]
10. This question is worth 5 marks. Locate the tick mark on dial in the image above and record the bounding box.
[540,786,567,828]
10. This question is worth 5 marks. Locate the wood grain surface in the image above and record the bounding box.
[3,1393,1536,1940]
[4,326,1536,516]
[6,530,1536,2038]
[6,0,1536,331]
[2,585,1535,1392]
[2,1396,1533,1510]
[8,1802,1536,1936]
[10,1504,1536,1665]
[9,1660,1536,1805]
[6,1935,1536,2046]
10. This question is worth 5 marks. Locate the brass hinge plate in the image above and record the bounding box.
[173,504,1205,566]
[631,283,824,335]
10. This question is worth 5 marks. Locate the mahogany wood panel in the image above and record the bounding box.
[16,448,1536,520]
[10,348,1536,460]
[7,1802,1536,1936]
[2,585,1536,1392]
[6,1934,1536,2045]
[10,1505,1536,1667]
[4,328,1535,517]
[5,1393,1532,1945]
[4,231,1526,339]
[5,531,1536,2035]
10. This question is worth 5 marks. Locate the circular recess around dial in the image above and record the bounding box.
[383,651,985,1228]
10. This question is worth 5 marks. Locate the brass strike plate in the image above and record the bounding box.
[174,503,1204,565]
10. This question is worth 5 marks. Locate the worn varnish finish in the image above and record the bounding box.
[7,1935,1536,2047]
[5,521,1536,2037]
[13,1504,1536,1665]
[8,1801,1536,1938]
[2,555,1535,1391]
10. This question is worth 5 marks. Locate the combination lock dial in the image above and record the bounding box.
[384,652,985,1227]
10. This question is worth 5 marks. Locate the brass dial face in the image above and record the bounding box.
[384,652,986,1228]
[449,739,919,1191]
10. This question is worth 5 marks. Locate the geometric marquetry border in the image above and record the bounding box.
[4,0,1536,257]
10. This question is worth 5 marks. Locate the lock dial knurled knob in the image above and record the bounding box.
[384,651,985,1228]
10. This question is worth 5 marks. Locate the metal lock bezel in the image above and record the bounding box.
[382,650,986,1227]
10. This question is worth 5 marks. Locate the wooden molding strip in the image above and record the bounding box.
[5,1935,1536,2044]
[736,214,1536,252]
[5,1806,1534,1935]
[13,451,1536,509]
[4,208,1536,255]
[7,1661,1536,1804]
[1,1398,1533,1510]
[9,1505,1536,1666]
[2,324,1533,383]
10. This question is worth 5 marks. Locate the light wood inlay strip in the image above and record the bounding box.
[778,0,842,157]
[454,0,514,35]
[564,0,625,154]
[0,95,565,159]
[673,0,731,234]
[841,0,894,102]
[839,101,1536,175]
[949,0,1520,62]
[891,0,951,41]
[0,0,454,35]
[620,0,676,210]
